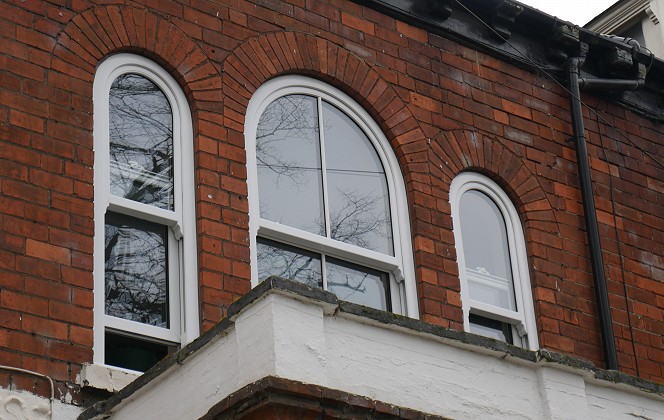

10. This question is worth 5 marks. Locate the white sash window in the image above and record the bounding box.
[93,54,198,372]
[246,76,418,317]
[451,172,538,349]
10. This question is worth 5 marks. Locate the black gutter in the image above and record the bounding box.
[567,57,646,371]
[578,78,643,90]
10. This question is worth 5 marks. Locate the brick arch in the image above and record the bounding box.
[220,31,426,182]
[50,5,221,108]
[429,129,555,219]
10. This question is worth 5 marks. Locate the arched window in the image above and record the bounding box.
[93,54,198,372]
[245,76,418,317]
[450,172,538,349]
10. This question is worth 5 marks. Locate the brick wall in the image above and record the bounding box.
[0,0,662,396]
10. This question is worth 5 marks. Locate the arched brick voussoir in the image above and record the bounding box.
[431,129,555,219]
[51,5,221,105]
[221,31,427,179]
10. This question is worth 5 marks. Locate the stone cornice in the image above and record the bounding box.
[585,0,650,33]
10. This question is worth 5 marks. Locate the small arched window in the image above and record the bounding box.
[245,76,418,317]
[93,54,198,372]
[450,172,538,349]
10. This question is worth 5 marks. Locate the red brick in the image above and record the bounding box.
[69,325,93,347]
[47,341,92,363]
[5,331,48,357]
[24,277,71,302]
[0,231,25,253]
[9,110,44,132]
[341,11,374,35]
[48,300,92,327]
[25,239,70,265]
[0,308,21,330]
[22,315,68,340]
[71,288,93,309]
[16,25,56,52]
[61,266,92,289]
[396,20,428,43]
[1,290,49,317]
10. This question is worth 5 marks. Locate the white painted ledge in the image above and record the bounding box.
[78,364,140,393]
[79,280,664,420]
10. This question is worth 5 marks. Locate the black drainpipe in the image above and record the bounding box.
[567,53,646,371]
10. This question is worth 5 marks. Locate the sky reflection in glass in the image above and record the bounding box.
[323,102,393,255]
[460,190,517,311]
[256,95,324,235]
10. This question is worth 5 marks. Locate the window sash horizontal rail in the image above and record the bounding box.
[258,220,399,273]
[108,197,180,227]
[468,300,525,326]
[104,315,180,343]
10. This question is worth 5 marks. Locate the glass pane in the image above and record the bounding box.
[105,331,173,373]
[257,238,323,289]
[256,95,324,235]
[326,258,389,311]
[469,314,513,344]
[322,102,393,255]
[109,73,174,210]
[105,212,169,328]
[459,190,517,311]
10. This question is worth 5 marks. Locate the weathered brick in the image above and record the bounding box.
[0,0,660,390]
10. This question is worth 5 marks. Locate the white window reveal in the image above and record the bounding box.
[450,172,538,349]
[246,76,418,317]
[93,54,198,372]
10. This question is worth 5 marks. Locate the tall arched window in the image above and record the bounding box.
[93,54,198,372]
[450,172,538,349]
[245,76,418,317]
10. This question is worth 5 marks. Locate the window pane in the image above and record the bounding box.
[323,102,394,255]
[326,258,389,311]
[459,190,517,311]
[257,95,325,235]
[469,314,513,344]
[105,331,174,373]
[109,73,174,210]
[105,212,169,328]
[257,238,323,289]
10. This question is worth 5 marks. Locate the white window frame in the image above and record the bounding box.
[245,75,418,318]
[93,53,199,367]
[450,172,538,349]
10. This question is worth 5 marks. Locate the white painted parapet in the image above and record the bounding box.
[80,278,664,420]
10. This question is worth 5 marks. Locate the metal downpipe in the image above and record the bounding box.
[567,57,619,371]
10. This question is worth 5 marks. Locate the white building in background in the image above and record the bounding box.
[586,0,664,56]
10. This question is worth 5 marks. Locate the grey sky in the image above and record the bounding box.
[519,0,618,25]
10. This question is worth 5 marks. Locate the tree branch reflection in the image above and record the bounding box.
[104,215,168,327]
[109,73,174,210]
[255,94,394,309]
